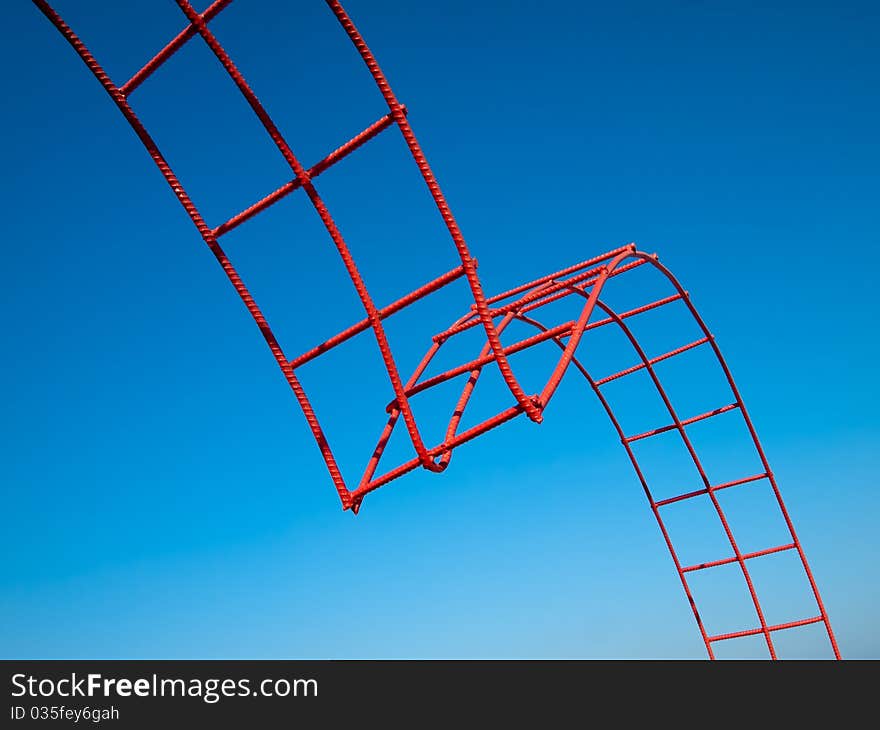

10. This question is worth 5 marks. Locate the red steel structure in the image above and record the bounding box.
[33,0,840,659]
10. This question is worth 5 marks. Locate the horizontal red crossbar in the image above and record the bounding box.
[517,260,652,316]
[708,616,824,643]
[213,108,404,238]
[655,473,769,508]
[624,403,739,444]
[595,336,711,386]
[681,543,796,573]
[290,262,467,369]
[575,292,682,332]
[433,259,655,343]
[120,0,232,96]
[482,245,633,307]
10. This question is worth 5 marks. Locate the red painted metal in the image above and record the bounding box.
[32,0,840,659]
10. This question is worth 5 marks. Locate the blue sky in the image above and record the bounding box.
[2,0,877,658]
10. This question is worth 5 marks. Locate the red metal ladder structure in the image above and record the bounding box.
[33,0,841,659]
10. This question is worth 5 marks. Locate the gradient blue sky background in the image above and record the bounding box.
[2,0,877,658]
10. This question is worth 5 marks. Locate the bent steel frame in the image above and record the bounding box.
[33,0,840,659]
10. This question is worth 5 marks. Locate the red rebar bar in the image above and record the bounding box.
[119,0,232,97]
[213,108,405,238]
[654,473,769,508]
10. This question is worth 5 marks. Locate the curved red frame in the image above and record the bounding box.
[33,0,840,659]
